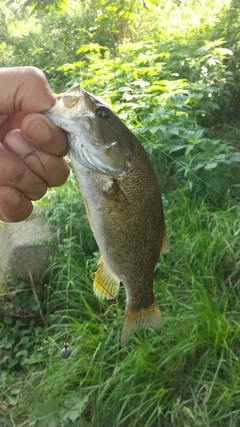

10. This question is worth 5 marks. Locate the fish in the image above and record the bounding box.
[43,84,170,345]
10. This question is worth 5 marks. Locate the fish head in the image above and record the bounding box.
[43,84,133,175]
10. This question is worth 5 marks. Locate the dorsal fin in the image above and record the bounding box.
[160,222,170,254]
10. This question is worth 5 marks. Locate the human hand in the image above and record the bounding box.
[0,66,70,222]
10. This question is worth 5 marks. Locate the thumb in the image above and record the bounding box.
[0,66,56,115]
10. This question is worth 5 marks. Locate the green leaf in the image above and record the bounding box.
[60,395,89,422]
[204,162,218,170]
[29,399,59,427]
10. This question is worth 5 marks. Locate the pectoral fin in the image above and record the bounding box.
[83,199,93,230]
[93,257,120,300]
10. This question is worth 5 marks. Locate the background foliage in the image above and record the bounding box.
[0,0,239,426]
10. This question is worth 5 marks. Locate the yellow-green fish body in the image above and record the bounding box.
[44,84,169,344]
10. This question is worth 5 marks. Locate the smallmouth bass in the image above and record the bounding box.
[44,84,170,345]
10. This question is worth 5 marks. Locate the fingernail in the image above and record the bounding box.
[26,118,51,143]
[3,189,21,207]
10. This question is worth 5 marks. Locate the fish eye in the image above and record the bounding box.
[95,106,110,120]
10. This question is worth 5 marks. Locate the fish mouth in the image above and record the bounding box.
[43,84,89,122]
[42,84,107,138]
[60,83,84,110]
[43,84,103,119]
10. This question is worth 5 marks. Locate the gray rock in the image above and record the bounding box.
[0,217,57,284]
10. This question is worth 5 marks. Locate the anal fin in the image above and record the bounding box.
[93,257,120,300]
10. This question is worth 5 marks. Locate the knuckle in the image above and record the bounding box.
[23,66,46,84]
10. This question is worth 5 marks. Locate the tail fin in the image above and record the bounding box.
[120,302,164,346]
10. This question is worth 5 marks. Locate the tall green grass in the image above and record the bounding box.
[3,184,238,427]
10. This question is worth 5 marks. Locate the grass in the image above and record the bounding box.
[1,181,239,427]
